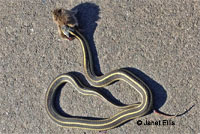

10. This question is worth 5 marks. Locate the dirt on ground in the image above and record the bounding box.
[0,0,199,134]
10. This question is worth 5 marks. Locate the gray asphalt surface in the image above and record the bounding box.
[0,0,199,134]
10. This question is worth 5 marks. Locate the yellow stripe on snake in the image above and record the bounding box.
[45,27,153,130]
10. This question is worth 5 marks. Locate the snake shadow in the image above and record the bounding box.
[72,2,167,112]
[54,72,130,119]
[72,3,102,76]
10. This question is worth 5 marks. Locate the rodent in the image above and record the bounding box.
[52,8,78,40]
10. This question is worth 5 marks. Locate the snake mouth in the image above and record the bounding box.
[61,25,76,41]
[67,36,75,41]
[65,33,75,41]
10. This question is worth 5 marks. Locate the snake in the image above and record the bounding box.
[45,26,153,130]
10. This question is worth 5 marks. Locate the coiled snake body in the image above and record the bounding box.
[45,27,153,130]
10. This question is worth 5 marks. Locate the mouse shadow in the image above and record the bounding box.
[72,2,167,111]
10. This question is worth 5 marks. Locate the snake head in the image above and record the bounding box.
[61,25,76,41]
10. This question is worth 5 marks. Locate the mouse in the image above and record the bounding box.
[52,8,78,40]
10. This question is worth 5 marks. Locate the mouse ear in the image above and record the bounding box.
[52,8,63,15]
[57,9,62,13]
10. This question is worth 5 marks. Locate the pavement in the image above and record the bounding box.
[0,0,199,134]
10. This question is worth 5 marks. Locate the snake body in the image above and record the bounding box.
[45,28,153,130]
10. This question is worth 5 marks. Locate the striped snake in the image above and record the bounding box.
[45,26,153,130]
